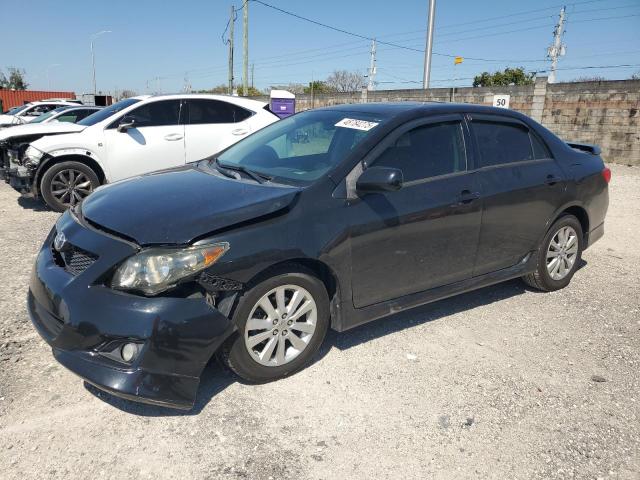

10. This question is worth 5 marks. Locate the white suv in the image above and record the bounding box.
[12,94,279,211]
[0,101,79,128]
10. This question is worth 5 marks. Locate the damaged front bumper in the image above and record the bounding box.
[27,211,238,410]
[1,147,36,194]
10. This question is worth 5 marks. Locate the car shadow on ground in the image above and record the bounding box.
[17,196,49,212]
[86,261,587,416]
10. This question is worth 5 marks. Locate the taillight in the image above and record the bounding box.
[602,166,611,184]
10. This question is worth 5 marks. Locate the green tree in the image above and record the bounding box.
[473,67,534,87]
[303,81,336,94]
[196,84,229,94]
[245,86,264,96]
[6,68,28,90]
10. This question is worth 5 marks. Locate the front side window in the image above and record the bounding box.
[373,121,467,182]
[215,110,387,184]
[30,106,71,123]
[473,121,534,167]
[186,99,252,124]
[127,100,181,127]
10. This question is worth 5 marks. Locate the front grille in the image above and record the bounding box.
[51,238,98,276]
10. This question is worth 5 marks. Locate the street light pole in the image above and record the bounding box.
[91,30,112,96]
[422,0,436,89]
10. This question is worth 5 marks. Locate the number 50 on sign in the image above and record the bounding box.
[493,94,510,108]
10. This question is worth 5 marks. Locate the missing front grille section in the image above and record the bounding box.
[198,272,243,292]
[50,238,98,276]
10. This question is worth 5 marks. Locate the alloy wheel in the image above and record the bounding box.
[546,225,578,280]
[50,169,93,207]
[244,284,318,367]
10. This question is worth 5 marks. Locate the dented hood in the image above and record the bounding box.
[0,121,86,141]
[81,165,301,245]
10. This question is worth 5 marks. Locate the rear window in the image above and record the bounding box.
[473,121,534,167]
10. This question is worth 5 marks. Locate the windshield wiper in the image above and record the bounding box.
[215,159,271,184]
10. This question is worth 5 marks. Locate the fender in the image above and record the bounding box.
[46,147,111,180]
[539,200,589,245]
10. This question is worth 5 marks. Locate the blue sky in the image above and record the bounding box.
[2,0,639,95]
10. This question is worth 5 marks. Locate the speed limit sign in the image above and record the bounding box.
[493,94,510,108]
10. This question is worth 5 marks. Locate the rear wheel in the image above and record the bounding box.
[522,214,583,292]
[40,161,100,212]
[223,268,330,383]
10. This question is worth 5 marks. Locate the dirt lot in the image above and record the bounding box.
[0,164,638,480]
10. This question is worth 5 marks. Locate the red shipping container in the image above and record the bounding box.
[0,89,76,112]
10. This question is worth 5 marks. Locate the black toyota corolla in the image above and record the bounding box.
[28,103,610,409]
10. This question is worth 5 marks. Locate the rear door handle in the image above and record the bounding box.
[458,190,480,204]
[232,128,249,136]
[164,133,183,141]
[545,174,561,185]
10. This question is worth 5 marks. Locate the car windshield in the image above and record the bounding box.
[3,105,30,115]
[30,106,73,123]
[215,109,386,184]
[77,98,141,126]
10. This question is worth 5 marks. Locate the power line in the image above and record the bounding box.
[248,0,544,63]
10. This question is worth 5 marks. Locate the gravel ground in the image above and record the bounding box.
[0,164,638,480]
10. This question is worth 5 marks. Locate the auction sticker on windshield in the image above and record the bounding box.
[335,118,379,131]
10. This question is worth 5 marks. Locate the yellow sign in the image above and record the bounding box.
[454,56,464,65]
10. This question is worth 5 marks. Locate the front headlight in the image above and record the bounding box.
[23,145,45,168]
[111,242,229,295]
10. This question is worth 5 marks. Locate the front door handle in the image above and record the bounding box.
[458,190,480,204]
[545,174,561,186]
[232,128,249,136]
[164,133,183,141]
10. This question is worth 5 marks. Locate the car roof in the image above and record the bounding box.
[142,93,267,109]
[28,100,78,106]
[313,101,527,119]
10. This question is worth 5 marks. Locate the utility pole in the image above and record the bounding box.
[367,39,377,91]
[90,30,111,96]
[243,0,249,96]
[251,63,255,89]
[547,7,566,83]
[227,5,235,95]
[547,6,566,84]
[422,0,436,89]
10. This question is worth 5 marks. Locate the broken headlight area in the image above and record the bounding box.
[23,145,45,169]
[110,242,230,296]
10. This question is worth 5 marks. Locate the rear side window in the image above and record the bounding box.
[473,121,534,167]
[373,121,467,182]
[128,100,181,127]
[186,99,252,124]
[531,131,552,159]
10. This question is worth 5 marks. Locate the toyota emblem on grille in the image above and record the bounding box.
[54,232,69,252]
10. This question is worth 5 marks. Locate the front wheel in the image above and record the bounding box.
[522,214,583,292]
[223,268,330,383]
[40,161,100,212]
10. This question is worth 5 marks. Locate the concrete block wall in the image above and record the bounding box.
[254,78,639,165]
[542,80,640,165]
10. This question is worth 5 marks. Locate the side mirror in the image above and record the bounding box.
[356,166,403,194]
[117,116,136,132]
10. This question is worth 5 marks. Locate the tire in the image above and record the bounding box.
[522,214,583,292]
[40,161,100,212]
[222,267,330,383]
